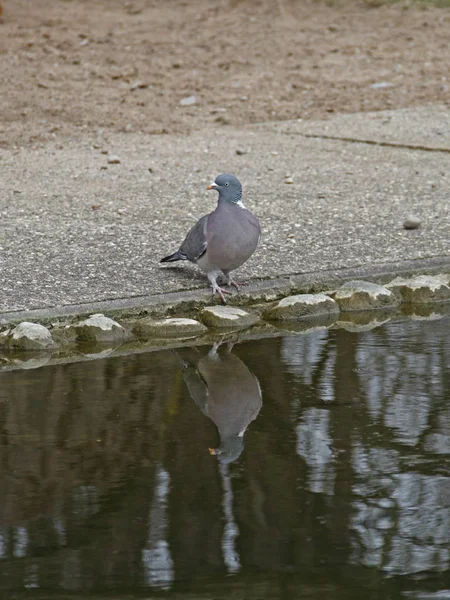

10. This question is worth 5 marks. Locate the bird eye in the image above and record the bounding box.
[225,182,229,186]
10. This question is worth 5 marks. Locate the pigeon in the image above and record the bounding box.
[176,339,262,464]
[160,174,260,303]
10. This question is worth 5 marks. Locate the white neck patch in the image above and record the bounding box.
[235,200,246,209]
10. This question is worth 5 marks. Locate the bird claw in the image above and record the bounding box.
[225,276,249,292]
[211,284,231,304]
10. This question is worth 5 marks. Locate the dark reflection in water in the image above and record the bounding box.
[177,339,262,464]
[0,318,449,599]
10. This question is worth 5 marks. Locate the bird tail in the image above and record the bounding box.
[160,250,187,263]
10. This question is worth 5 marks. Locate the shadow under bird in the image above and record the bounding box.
[176,340,263,464]
[160,174,261,304]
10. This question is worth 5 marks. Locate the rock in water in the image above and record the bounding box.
[6,322,55,350]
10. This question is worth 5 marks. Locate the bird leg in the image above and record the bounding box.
[209,335,229,357]
[208,273,231,304]
[209,333,239,356]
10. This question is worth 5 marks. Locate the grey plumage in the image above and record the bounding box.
[160,174,260,303]
[160,215,208,263]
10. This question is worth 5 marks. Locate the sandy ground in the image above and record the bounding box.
[1,0,450,148]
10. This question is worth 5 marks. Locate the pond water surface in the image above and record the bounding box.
[0,317,449,599]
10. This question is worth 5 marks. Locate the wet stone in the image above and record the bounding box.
[335,310,391,332]
[5,322,55,351]
[201,306,259,329]
[271,313,337,333]
[263,293,339,321]
[8,354,52,370]
[0,328,10,346]
[334,280,398,311]
[74,314,127,342]
[133,317,207,339]
[402,302,450,320]
[387,275,450,304]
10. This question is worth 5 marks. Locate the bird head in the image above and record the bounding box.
[206,174,242,204]
[209,435,244,464]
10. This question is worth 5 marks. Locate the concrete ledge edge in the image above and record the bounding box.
[1,256,449,327]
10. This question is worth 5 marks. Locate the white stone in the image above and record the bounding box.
[201,306,259,328]
[75,314,127,342]
[264,293,339,320]
[165,318,200,326]
[387,275,450,303]
[334,280,398,311]
[7,322,55,350]
[133,317,207,339]
[278,294,322,307]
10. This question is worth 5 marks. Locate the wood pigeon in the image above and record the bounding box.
[160,174,261,303]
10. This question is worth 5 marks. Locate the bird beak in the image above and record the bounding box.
[208,448,218,455]
[206,182,218,190]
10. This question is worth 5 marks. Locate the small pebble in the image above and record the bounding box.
[215,115,230,124]
[403,216,421,230]
[107,156,121,164]
[235,148,247,155]
[370,81,393,89]
[210,107,227,114]
[285,177,294,184]
[179,95,197,106]
[130,81,149,91]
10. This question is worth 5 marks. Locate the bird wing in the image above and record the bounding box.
[179,215,208,262]
[180,363,209,413]
[175,348,210,413]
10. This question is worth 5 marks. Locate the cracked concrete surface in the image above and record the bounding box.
[254,105,450,152]
[0,106,449,320]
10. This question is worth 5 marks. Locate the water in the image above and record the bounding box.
[0,317,449,599]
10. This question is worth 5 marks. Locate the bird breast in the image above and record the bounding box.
[202,204,260,271]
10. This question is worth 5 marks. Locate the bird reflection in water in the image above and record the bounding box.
[177,338,262,464]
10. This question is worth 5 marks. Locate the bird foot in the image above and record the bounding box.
[211,283,232,304]
[226,277,249,293]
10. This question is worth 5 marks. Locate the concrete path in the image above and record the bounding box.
[1,105,449,321]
